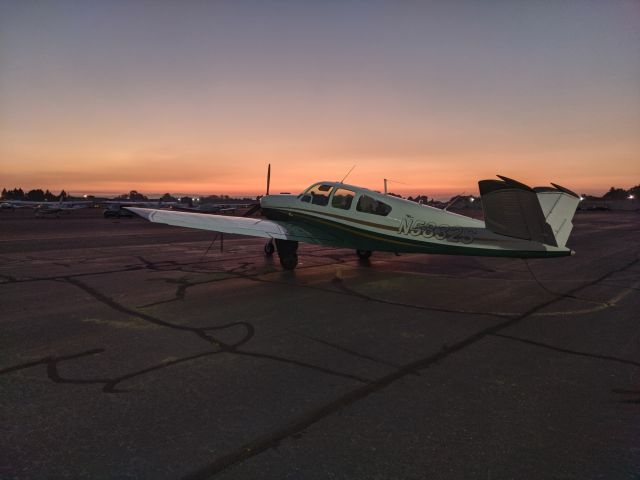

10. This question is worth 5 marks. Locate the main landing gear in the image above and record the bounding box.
[266,242,371,270]
[275,239,299,270]
[356,249,372,260]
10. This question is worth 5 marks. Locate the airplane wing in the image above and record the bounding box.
[125,207,338,244]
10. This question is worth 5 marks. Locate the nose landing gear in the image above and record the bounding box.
[356,249,372,260]
[264,240,275,256]
[275,239,299,270]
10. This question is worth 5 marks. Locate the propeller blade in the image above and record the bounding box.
[266,163,271,196]
[244,163,271,217]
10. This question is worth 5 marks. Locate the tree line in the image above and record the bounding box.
[2,188,68,201]
[1,188,256,203]
[600,185,640,200]
[4,184,637,203]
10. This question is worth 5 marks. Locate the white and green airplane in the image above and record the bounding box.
[126,175,580,270]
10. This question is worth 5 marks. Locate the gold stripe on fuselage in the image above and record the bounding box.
[286,206,398,231]
[279,208,457,250]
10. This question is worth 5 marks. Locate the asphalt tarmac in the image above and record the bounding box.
[1,208,639,479]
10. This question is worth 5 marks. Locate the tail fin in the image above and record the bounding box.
[479,176,579,248]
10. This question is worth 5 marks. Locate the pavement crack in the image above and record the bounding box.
[8,277,366,391]
[216,268,513,320]
[138,275,231,308]
[291,331,416,375]
[101,350,222,393]
[65,276,254,347]
[490,333,640,368]
[0,349,104,376]
[233,350,370,384]
[330,276,512,319]
[1,347,227,393]
[3,275,368,392]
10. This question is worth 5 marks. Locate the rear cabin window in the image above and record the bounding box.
[300,184,333,206]
[356,195,392,216]
[331,188,356,210]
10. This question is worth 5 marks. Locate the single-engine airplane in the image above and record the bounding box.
[126,173,580,270]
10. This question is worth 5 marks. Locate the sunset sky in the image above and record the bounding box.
[1,0,638,198]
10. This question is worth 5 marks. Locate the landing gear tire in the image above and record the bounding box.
[279,253,298,270]
[356,249,372,260]
[264,240,275,256]
[275,239,299,270]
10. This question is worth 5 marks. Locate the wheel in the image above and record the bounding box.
[279,253,298,270]
[264,240,275,256]
[275,239,299,270]
[356,249,372,260]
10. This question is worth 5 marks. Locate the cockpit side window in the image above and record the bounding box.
[356,194,392,216]
[331,188,356,210]
[300,184,333,206]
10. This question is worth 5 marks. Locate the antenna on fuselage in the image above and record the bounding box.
[383,178,408,195]
[443,192,466,211]
[340,165,356,184]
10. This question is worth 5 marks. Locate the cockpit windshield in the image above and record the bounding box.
[299,184,333,206]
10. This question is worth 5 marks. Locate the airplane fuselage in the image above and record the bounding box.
[260,181,572,258]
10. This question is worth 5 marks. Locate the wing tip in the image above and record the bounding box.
[496,175,534,191]
[550,182,580,199]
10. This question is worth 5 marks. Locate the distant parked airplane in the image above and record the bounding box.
[1,200,92,217]
[127,173,580,270]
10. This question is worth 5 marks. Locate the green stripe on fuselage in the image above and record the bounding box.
[263,208,571,258]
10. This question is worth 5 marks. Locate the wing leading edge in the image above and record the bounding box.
[124,207,330,244]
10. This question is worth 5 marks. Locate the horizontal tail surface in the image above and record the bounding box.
[533,185,580,247]
[479,176,579,248]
